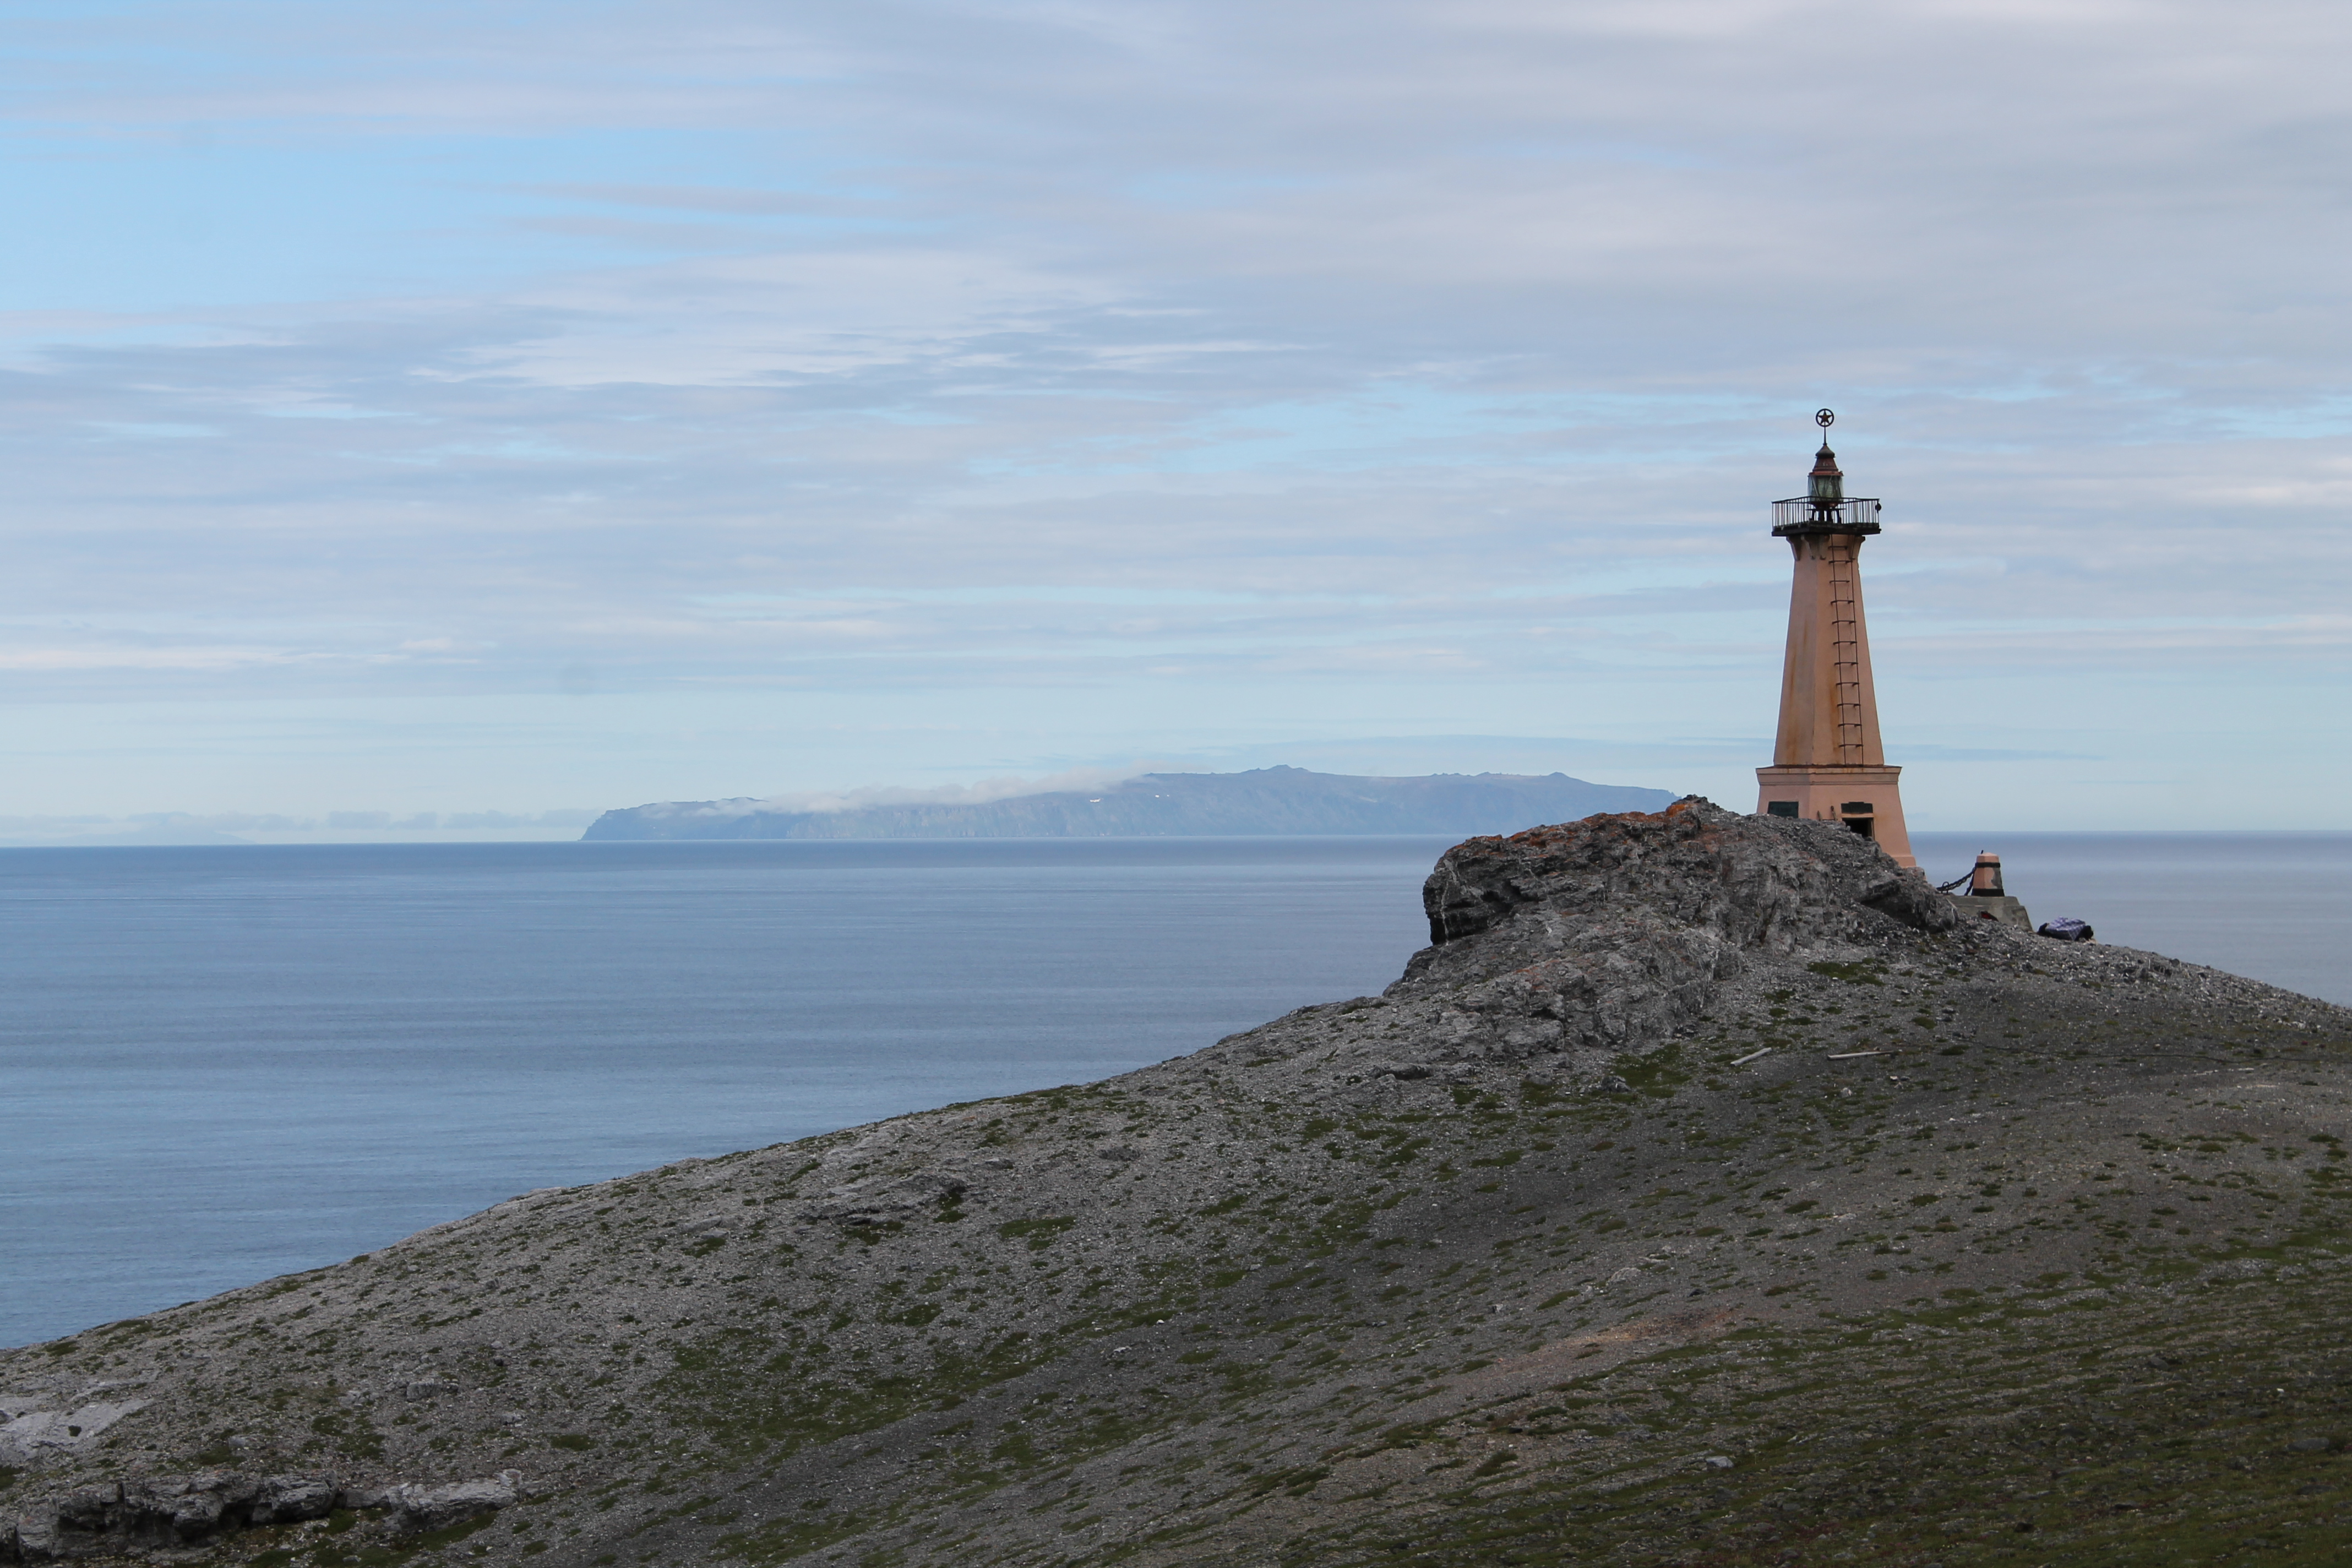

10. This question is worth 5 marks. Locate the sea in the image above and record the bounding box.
[4,831,2346,1348]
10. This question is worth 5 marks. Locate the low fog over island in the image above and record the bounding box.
[584,767,1677,841]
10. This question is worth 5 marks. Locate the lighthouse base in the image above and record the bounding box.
[1754,764,1915,868]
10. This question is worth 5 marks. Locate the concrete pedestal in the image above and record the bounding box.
[1755,764,1914,867]
[1950,894,2032,932]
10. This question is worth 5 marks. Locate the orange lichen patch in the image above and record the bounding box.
[1499,811,1667,854]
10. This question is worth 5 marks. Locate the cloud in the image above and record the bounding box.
[0,0,2348,825]
[640,764,1164,818]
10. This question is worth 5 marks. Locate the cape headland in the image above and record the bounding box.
[8,801,2352,1566]
[580,766,1677,840]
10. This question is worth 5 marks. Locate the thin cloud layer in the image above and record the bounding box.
[634,764,1163,820]
[0,0,2346,827]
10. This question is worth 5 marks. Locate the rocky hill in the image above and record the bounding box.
[8,799,2352,1567]
[580,766,1676,840]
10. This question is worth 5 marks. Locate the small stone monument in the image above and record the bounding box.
[1953,850,2033,930]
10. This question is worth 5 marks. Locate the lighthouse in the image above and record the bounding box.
[1754,411,1916,867]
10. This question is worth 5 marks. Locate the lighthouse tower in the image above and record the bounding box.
[1754,411,1915,867]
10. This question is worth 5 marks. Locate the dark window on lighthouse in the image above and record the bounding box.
[1839,801,1874,814]
[1767,801,1799,818]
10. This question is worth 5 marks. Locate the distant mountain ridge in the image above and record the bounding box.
[580,765,1679,840]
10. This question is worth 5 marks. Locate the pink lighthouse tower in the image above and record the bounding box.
[1754,411,1915,867]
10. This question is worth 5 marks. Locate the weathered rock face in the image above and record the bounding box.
[5,802,2351,1568]
[5,1472,350,1559]
[383,1472,521,1534]
[0,1470,518,1559]
[1419,797,1957,954]
[0,1401,147,1471]
[1395,800,1958,1071]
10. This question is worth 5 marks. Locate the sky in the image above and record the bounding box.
[2,0,2348,842]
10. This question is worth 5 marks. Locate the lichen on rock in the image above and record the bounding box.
[1397,799,1956,1075]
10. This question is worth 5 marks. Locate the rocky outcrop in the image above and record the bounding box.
[1418,796,1958,953]
[1,1471,519,1560]
[807,1170,970,1228]
[384,1472,522,1534]
[0,1400,148,1470]
[1390,798,1959,1068]
[4,1473,347,1560]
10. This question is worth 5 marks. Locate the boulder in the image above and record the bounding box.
[385,1471,522,1533]
[809,1172,970,1227]
[119,1473,259,1542]
[2,1472,364,1559]
[1397,800,1957,1066]
[0,1401,149,1468]
[1420,797,1956,954]
[252,1475,338,1524]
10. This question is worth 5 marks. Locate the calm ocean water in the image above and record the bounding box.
[1908,832,2352,1004]
[4,831,2346,1348]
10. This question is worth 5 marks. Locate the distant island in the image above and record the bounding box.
[579,765,1679,841]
